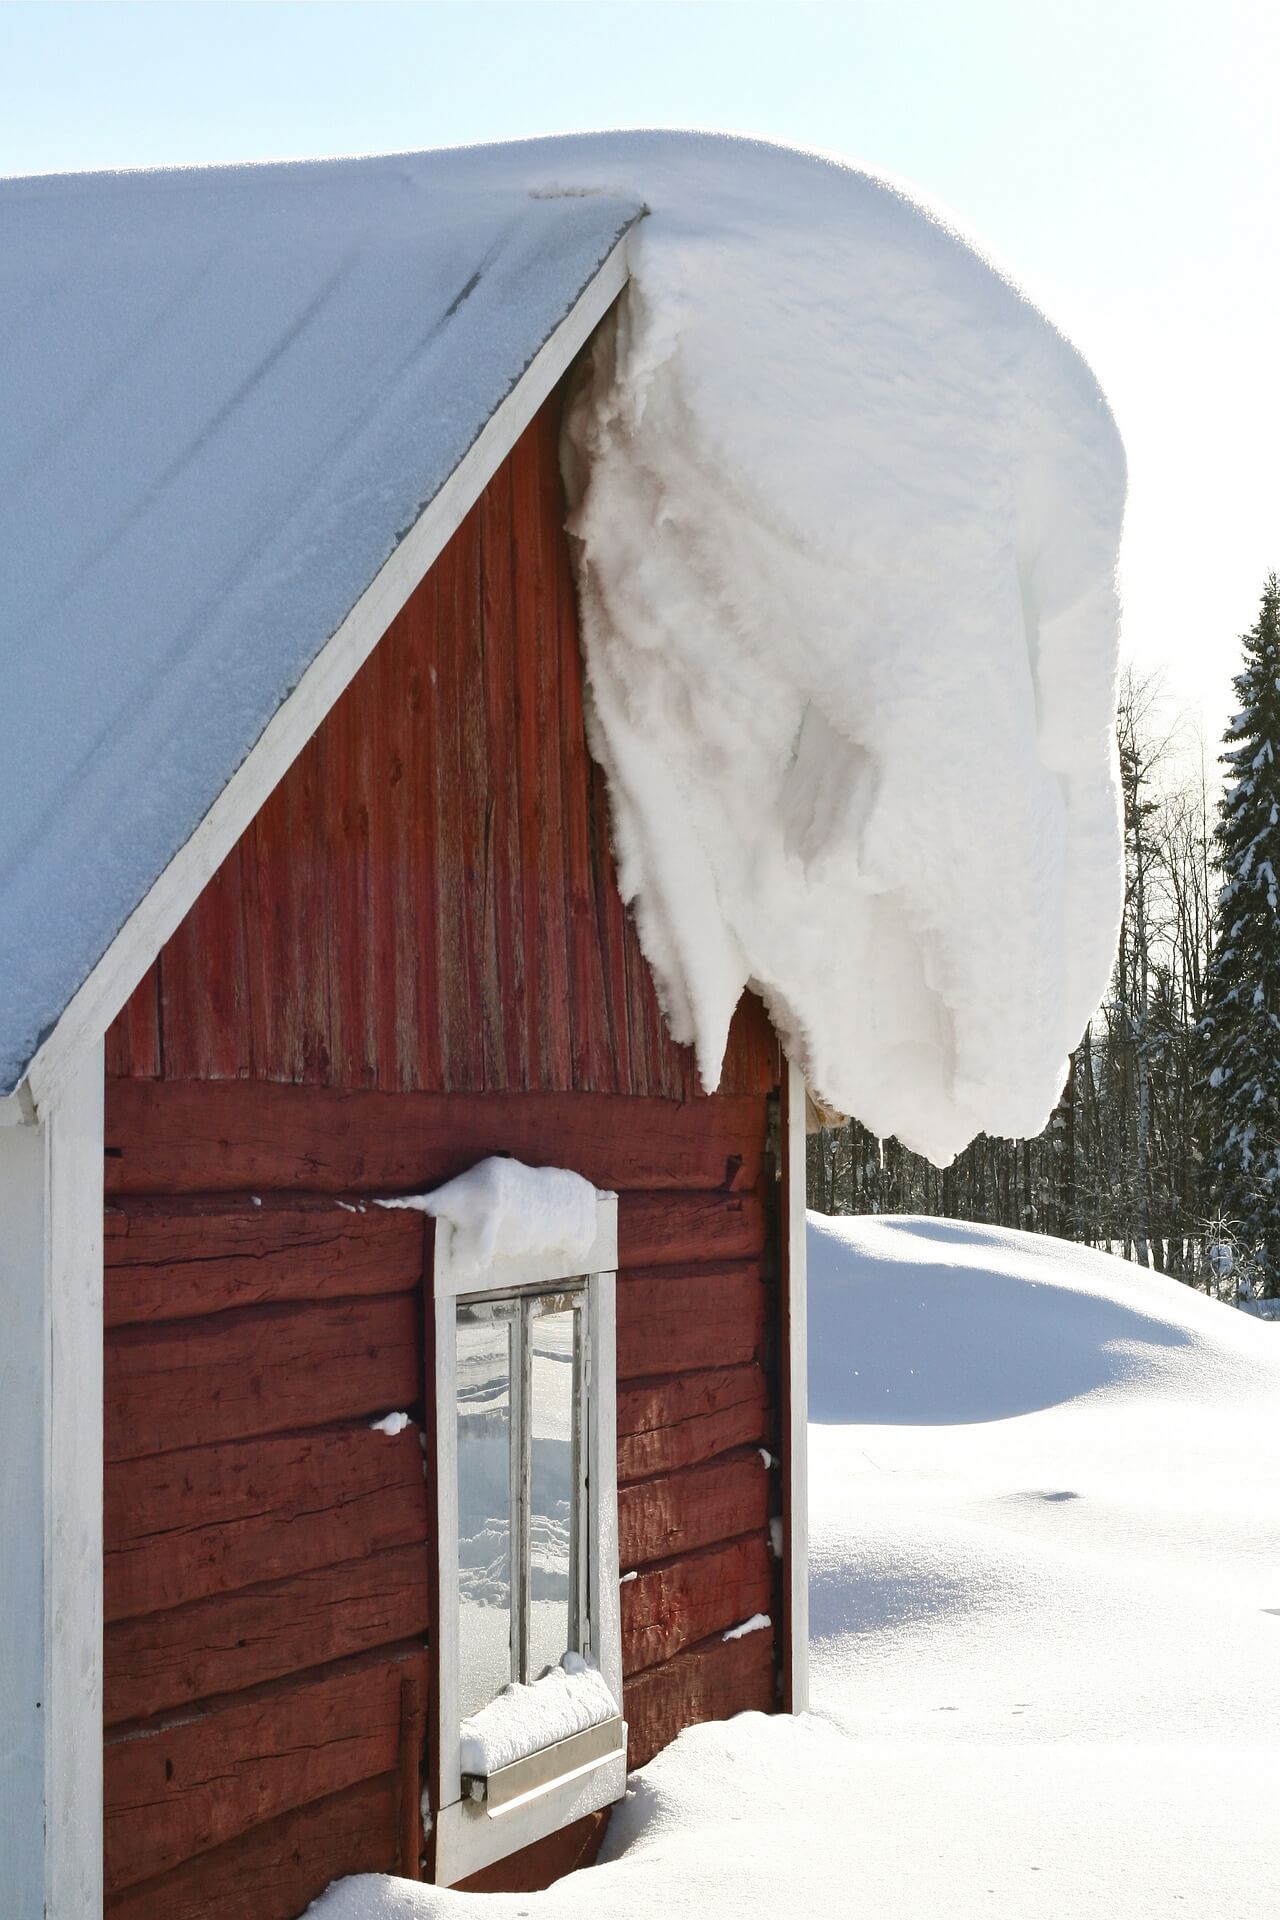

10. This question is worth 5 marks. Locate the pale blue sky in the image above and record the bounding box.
[4,0,1277,751]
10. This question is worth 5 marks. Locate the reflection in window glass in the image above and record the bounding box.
[456,1310,513,1720]
[528,1306,578,1680]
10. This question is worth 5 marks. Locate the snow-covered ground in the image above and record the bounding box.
[312,1214,1280,1919]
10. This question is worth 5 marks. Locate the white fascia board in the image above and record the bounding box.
[19,233,633,1122]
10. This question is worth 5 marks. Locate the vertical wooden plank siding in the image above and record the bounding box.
[104,960,161,1080]
[101,375,784,1912]
[106,396,719,1100]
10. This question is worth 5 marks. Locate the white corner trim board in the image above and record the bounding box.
[784,1055,810,1714]
[0,1042,104,1920]
[18,235,633,1121]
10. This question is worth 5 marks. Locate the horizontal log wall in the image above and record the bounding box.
[106,1547,431,1726]
[102,382,782,1914]
[101,1091,780,1909]
[101,1194,433,1914]
[106,1648,427,1894]
[103,1081,771,1198]
[104,1774,401,1920]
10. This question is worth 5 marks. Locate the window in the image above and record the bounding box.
[430,1190,624,1885]
[455,1289,586,1719]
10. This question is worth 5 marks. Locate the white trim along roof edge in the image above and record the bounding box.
[15,228,635,1121]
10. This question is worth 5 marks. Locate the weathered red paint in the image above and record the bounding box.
[103,1078,772,1196]
[101,377,784,1912]
[104,1648,428,1895]
[623,1628,777,1772]
[102,1775,401,1920]
[105,401,778,1105]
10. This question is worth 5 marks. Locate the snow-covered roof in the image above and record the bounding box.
[0,151,642,1097]
[2,134,1126,1160]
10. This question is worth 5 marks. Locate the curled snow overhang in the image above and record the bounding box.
[554,134,1127,1165]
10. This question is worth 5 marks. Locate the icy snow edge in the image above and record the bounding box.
[378,1155,598,1285]
[459,1654,617,1776]
[553,132,1126,1165]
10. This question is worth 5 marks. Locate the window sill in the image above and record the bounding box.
[434,1719,627,1885]
[463,1712,626,1812]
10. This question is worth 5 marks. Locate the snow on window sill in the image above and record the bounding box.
[459,1653,618,1778]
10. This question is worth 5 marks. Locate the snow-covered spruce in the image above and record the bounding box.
[1201,573,1280,1295]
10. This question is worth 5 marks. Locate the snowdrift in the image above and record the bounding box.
[318,1716,1275,1920]
[311,1215,1280,1920]
[807,1212,1280,1753]
[807,1209,1274,1423]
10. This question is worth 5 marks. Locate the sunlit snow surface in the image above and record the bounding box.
[806,1214,1280,1739]
[311,1213,1280,1919]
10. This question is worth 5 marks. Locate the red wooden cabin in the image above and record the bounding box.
[0,154,808,1920]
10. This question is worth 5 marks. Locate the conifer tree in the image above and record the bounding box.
[1201,574,1280,1297]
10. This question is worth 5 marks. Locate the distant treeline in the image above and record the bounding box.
[806,670,1235,1296]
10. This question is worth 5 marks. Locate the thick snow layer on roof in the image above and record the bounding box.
[0,151,640,1093]
[2,134,1123,1152]
[308,1215,1280,1920]
[554,137,1127,1163]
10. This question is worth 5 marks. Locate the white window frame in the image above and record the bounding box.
[430,1191,624,1886]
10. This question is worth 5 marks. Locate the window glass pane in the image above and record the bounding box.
[456,1309,513,1719]
[528,1304,578,1681]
